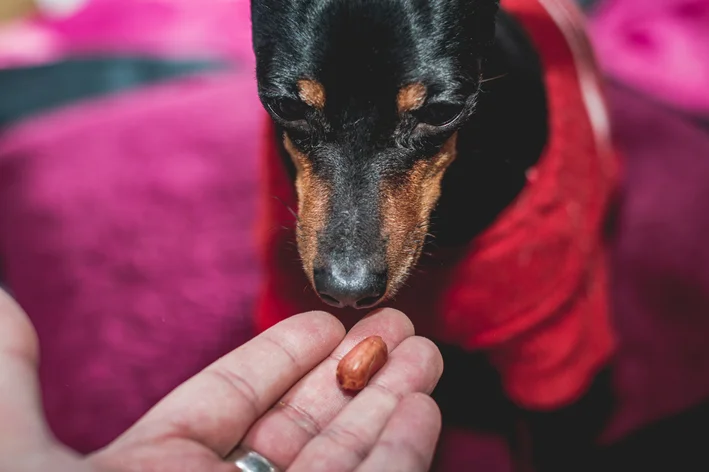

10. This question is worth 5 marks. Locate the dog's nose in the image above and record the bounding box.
[313,260,387,309]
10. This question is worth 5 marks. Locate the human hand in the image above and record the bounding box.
[0,289,443,472]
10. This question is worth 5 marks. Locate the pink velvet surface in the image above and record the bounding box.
[0,71,263,451]
[601,83,709,443]
[589,0,709,115]
[0,0,253,68]
[0,0,261,452]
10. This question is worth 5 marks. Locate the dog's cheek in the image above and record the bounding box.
[418,134,457,219]
[380,133,458,293]
[284,135,330,284]
[380,178,422,294]
[295,172,330,284]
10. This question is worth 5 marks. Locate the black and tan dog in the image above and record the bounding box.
[251,0,619,469]
[252,0,544,306]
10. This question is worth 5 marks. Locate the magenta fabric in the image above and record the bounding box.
[0,0,261,451]
[601,83,709,443]
[589,0,709,116]
[0,0,253,68]
[0,71,263,452]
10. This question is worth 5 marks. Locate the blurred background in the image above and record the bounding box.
[0,0,708,470]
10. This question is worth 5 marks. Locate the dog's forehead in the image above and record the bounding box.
[258,0,462,95]
[309,2,426,95]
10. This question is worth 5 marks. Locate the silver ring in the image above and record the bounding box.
[226,445,281,472]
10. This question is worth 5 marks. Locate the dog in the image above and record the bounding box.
[251,0,619,468]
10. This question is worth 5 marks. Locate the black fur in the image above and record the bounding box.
[252,0,547,308]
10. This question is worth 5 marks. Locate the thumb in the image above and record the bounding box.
[0,291,95,471]
[0,290,53,454]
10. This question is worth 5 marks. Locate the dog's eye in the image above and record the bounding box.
[415,103,464,128]
[268,98,309,123]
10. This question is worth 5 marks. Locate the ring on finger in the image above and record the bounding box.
[226,445,281,472]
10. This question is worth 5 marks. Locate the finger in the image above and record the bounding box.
[355,392,442,472]
[0,290,52,453]
[0,291,96,472]
[239,308,416,469]
[287,336,443,472]
[108,311,346,456]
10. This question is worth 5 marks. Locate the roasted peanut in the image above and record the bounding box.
[336,335,388,391]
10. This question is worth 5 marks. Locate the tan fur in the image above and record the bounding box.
[283,134,330,283]
[397,83,427,113]
[297,79,326,110]
[380,133,458,294]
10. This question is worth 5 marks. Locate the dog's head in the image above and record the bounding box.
[252,0,500,309]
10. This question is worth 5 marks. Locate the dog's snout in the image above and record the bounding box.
[313,260,387,309]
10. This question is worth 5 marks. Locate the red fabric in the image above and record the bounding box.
[255,0,620,410]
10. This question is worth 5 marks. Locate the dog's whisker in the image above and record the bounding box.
[480,73,507,84]
[272,195,300,223]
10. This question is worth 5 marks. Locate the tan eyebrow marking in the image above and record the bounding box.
[397,83,427,113]
[297,79,326,110]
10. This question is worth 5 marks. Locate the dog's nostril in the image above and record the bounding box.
[313,263,387,309]
[355,295,383,309]
[319,293,341,307]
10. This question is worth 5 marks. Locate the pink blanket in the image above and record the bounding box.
[590,0,709,115]
[0,0,254,68]
[0,0,263,451]
[0,71,263,451]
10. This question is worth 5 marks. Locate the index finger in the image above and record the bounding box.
[111,310,346,456]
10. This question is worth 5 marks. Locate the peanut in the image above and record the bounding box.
[336,335,388,391]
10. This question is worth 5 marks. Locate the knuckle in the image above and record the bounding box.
[206,367,260,417]
[320,424,371,462]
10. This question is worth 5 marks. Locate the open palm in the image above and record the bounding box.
[0,290,443,472]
